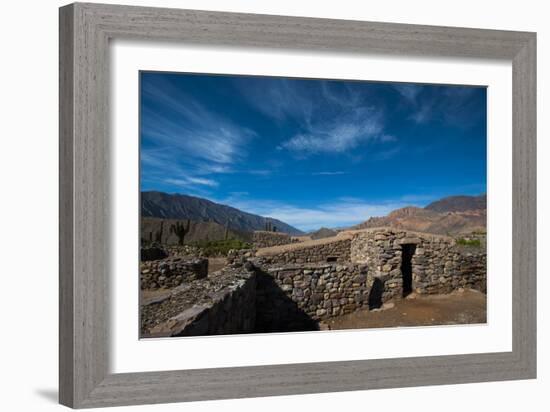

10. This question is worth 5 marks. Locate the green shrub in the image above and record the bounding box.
[456,238,482,247]
[191,239,251,256]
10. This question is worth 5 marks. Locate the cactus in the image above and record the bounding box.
[224,222,230,240]
[170,219,191,245]
[155,220,164,243]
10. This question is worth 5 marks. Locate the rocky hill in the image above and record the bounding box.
[309,227,339,240]
[141,191,303,235]
[425,194,486,213]
[141,217,253,246]
[352,194,486,235]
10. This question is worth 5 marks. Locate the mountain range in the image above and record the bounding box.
[141,191,303,235]
[142,191,486,239]
[352,194,486,235]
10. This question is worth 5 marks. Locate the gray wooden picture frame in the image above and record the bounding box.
[59,2,536,409]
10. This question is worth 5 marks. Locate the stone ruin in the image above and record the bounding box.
[141,266,256,337]
[252,230,299,248]
[140,227,486,337]
[140,256,208,289]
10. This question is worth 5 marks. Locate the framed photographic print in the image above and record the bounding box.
[59,2,536,408]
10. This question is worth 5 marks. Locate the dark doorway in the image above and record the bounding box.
[401,244,416,297]
[368,278,384,309]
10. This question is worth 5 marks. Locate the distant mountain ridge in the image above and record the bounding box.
[352,194,486,235]
[309,227,339,240]
[425,194,486,213]
[141,191,303,235]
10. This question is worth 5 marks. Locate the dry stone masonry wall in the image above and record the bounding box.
[252,231,296,248]
[350,228,486,301]
[140,257,208,289]
[257,237,351,264]
[254,262,371,330]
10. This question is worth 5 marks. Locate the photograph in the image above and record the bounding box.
[138,72,488,338]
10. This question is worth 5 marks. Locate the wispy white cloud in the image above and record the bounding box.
[409,102,433,124]
[320,81,361,108]
[142,106,254,166]
[239,78,394,157]
[164,177,219,188]
[398,194,440,203]
[237,78,315,125]
[141,144,222,194]
[216,194,410,231]
[393,84,423,104]
[280,110,384,155]
[393,83,434,124]
[246,169,272,176]
[394,83,484,127]
[311,171,347,176]
[379,134,397,143]
[141,77,259,191]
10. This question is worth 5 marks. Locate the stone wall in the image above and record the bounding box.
[164,244,203,257]
[142,260,372,337]
[254,262,370,329]
[141,266,256,337]
[252,231,296,248]
[448,252,487,293]
[140,256,208,289]
[256,237,351,264]
[349,228,486,301]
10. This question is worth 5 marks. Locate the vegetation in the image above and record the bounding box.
[155,220,164,243]
[170,219,191,245]
[191,239,251,256]
[456,238,482,247]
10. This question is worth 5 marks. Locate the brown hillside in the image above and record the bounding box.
[354,208,485,235]
[141,217,252,245]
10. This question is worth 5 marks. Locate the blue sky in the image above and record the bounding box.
[140,72,487,231]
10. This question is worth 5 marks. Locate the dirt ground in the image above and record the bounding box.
[324,289,486,330]
[208,257,228,274]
